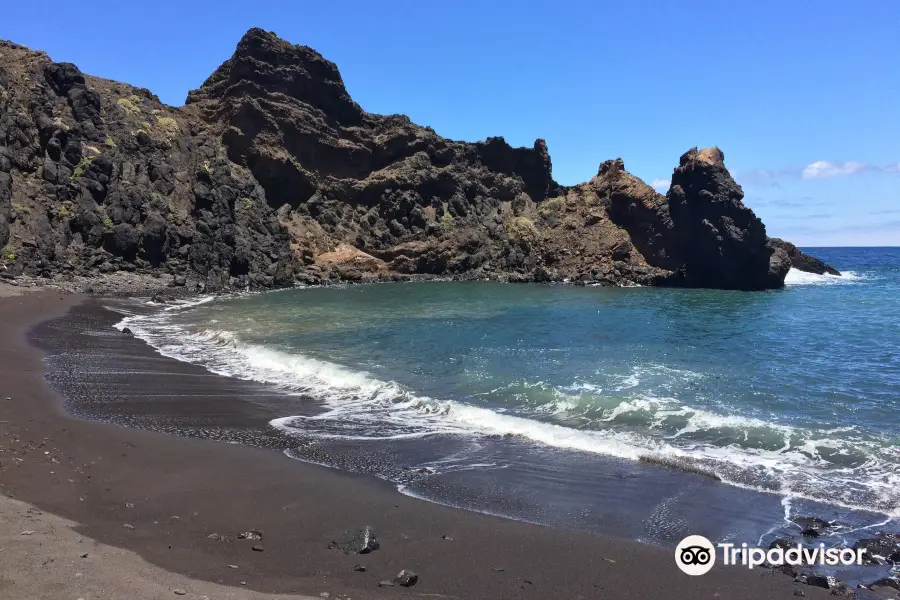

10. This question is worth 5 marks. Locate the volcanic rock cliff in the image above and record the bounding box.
[0,28,836,292]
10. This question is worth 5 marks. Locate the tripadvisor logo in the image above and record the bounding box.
[675,535,867,575]
[675,535,716,576]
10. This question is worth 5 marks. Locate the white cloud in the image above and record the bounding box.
[801,161,870,180]
[738,160,898,185]
[650,178,669,191]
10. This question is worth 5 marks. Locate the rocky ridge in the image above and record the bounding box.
[768,238,840,276]
[0,29,837,293]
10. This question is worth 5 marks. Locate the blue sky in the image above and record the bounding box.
[3,0,897,245]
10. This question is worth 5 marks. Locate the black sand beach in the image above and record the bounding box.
[0,288,834,599]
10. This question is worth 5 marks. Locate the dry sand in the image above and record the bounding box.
[0,494,318,600]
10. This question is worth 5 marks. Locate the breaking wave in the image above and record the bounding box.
[784,268,863,286]
[114,305,900,518]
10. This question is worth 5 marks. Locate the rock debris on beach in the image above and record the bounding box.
[854,532,900,565]
[395,570,418,587]
[769,538,792,551]
[791,516,833,535]
[871,577,900,592]
[237,529,263,541]
[328,526,379,554]
[798,572,832,589]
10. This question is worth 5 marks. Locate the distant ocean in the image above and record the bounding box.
[108,247,899,579]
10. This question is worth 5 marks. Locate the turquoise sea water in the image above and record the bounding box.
[117,248,900,541]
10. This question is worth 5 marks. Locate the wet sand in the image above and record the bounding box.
[0,285,829,599]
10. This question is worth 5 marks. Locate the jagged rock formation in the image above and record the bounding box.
[0,29,836,292]
[768,238,840,276]
[0,40,294,290]
[615,147,791,290]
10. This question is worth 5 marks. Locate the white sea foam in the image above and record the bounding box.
[113,304,900,518]
[163,296,218,311]
[784,268,862,286]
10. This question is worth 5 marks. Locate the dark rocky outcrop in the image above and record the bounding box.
[602,148,794,290]
[0,31,837,292]
[791,516,834,536]
[854,533,900,565]
[664,147,791,290]
[768,238,841,276]
[871,577,900,592]
[0,39,293,290]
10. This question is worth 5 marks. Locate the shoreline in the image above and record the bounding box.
[2,263,854,296]
[0,284,838,599]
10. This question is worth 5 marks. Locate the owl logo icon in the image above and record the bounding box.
[675,535,716,575]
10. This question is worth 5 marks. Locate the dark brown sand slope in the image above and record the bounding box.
[0,289,828,600]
